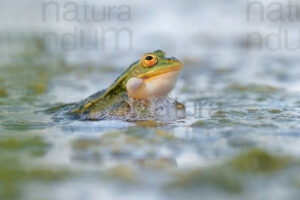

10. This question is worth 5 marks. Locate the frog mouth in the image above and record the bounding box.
[137,63,182,79]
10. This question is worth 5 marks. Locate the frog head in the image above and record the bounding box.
[126,50,182,100]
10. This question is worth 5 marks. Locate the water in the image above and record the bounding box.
[1,0,300,199]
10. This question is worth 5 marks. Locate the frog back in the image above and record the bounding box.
[69,61,138,119]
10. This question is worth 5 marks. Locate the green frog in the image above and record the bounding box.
[56,50,185,120]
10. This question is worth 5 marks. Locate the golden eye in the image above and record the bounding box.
[142,54,157,67]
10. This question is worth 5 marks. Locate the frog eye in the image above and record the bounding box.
[142,54,157,67]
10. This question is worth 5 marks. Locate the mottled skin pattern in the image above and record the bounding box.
[66,50,185,120]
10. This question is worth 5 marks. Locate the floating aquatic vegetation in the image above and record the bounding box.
[167,148,292,195]
[227,83,279,94]
[228,149,291,173]
[104,165,137,183]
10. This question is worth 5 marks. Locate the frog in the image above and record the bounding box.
[55,50,185,121]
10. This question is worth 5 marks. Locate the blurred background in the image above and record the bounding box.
[1,0,300,200]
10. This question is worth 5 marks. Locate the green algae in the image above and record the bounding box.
[0,165,73,200]
[72,128,159,152]
[0,135,71,200]
[72,138,101,151]
[135,120,165,127]
[228,83,278,94]
[0,136,50,157]
[268,109,281,114]
[28,83,47,95]
[104,165,137,183]
[212,110,226,118]
[0,166,71,183]
[190,118,243,128]
[155,130,173,139]
[168,168,243,193]
[190,120,206,127]
[1,120,50,131]
[218,118,237,126]
[167,149,292,194]
[136,158,177,169]
[71,127,180,168]
[0,88,7,97]
[247,108,258,112]
[25,168,72,181]
[229,149,290,173]
[0,35,68,105]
